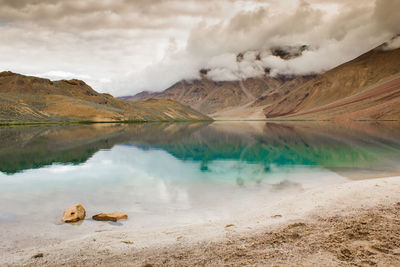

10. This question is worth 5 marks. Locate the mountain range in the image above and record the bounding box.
[125,41,400,121]
[0,72,210,123]
[1,39,399,123]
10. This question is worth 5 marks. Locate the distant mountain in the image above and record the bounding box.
[125,41,400,121]
[0,71,211,123]
[123,74,314,119]
[120,91,154,102]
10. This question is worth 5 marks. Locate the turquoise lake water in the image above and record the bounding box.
[0,121,400,251]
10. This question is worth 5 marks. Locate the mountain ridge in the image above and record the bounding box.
[264,45,400,120]
[0,71,211,123]
[123,74,315,118]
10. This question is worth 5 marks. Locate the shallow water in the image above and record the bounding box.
[1,121,400,251]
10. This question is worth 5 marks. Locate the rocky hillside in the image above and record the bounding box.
[0,71,211,123]
[123,74,314,118]
[264,44,400,121]
[126,40,400,121]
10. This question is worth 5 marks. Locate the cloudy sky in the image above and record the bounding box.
[0,0,399,96]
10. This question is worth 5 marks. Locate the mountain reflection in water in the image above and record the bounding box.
[0,121,400,179]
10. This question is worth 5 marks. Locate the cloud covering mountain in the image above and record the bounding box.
[0,0,399,95]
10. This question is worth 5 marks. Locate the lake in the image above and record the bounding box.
[1,121,400,252]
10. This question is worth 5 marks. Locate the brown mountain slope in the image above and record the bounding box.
[282,76,400,121]
[0,71,211,123]
[126,79,254,114]
[210,75,314,120]
[125,75,313,118]
[263,46,400,120]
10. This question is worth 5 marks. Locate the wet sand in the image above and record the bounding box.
[2,176,400,266]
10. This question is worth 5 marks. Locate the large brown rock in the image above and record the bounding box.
[62,204,86,223]
[92,211,128,222]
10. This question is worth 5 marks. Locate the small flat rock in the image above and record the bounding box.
[92,211,128,222]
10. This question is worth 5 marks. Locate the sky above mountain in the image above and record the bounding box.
[0,0,399,96]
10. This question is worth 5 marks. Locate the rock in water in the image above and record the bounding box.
[62,204,86,223]
[92,211,128,222]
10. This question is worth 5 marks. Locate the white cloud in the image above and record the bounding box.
[35,71,91,80]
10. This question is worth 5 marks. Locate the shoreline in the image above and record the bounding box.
[1,119,399,127]
[0,119,214,126]
[2,176,400,266]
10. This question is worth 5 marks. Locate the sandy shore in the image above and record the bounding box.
[2,176,400,266]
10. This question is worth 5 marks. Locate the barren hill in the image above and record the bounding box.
[263,45,400,121]
[0,71,211,123]
[124,74,314,118]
